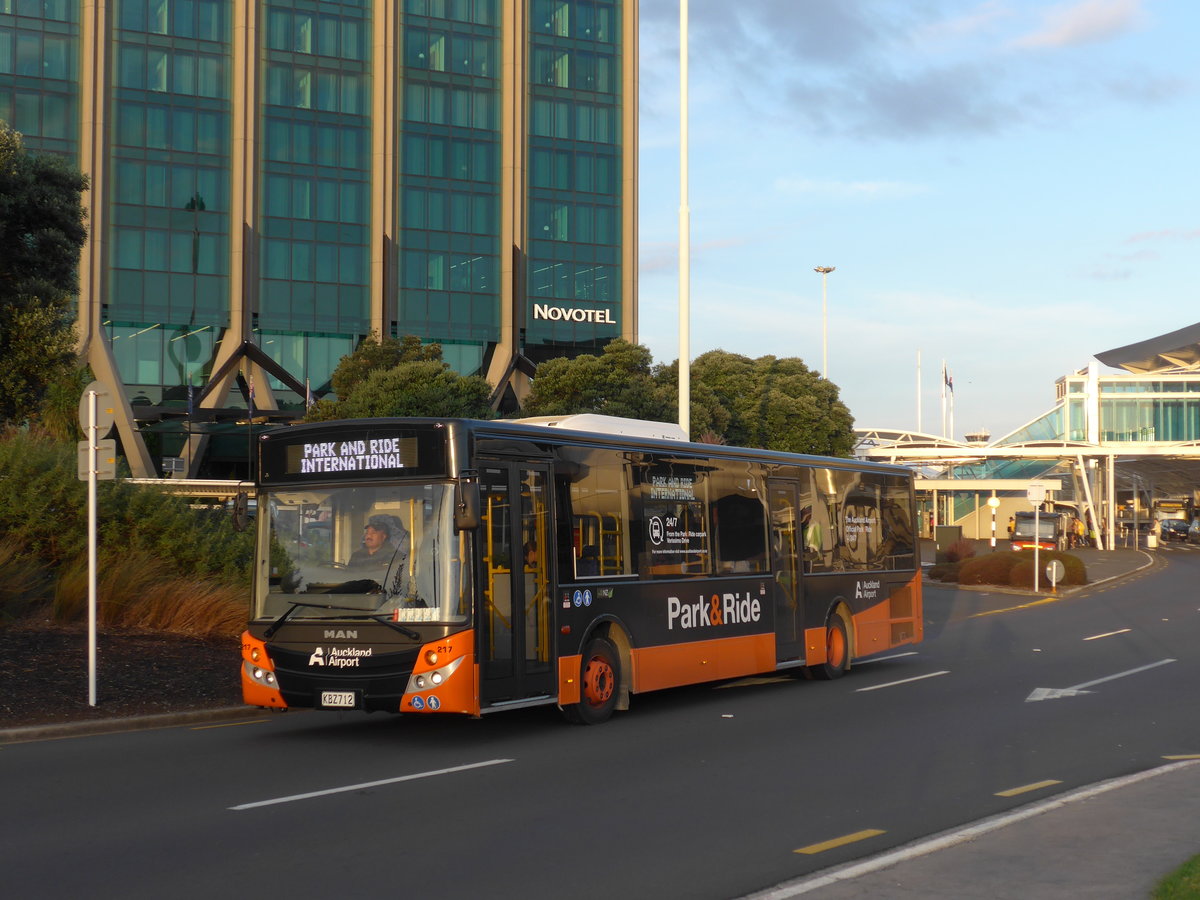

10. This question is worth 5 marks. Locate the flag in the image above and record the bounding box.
[305,378,313,410]
[945,369,953,393]
[187,383,194,417]
[248,376,255,418]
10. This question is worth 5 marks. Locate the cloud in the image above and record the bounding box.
[1123,228,1200,244]
[1011,0,1148,49]
[772,177,928,199]
[912,1,1012,43]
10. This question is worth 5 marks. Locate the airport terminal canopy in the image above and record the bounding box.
[1095,321,1200,373]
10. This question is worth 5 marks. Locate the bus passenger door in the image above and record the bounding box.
[768,480,804,660]
[478,462,554,706]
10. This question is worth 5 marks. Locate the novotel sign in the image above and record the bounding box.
[532,303,615,324]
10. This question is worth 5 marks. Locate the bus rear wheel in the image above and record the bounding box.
[563,636,620,725]
[809,615,849,681]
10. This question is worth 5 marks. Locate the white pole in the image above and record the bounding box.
[677,0,690,438]
[814,267,835,378]
[1033,504,1041,593]
[88,390,98,707]
[916,349,922,433]
[821,272,827,378]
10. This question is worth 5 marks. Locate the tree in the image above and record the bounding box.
[673,350,855,456]
[305,333,492,422]
[0,123,88,426]
[523,339,674,422]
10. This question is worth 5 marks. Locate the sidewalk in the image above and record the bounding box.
[749,759,1200,899]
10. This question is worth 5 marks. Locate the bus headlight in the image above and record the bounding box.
[244,660,277,687]
[405,656,464,694]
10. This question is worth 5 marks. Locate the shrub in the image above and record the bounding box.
[1009,550,1087,589]
[957,552,1023,586]
[944,539,976,564]
[0,540,55,623]
[0,427,253,636]
[926,562,961,583]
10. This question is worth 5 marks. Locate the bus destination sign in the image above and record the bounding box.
[286,436,418,475]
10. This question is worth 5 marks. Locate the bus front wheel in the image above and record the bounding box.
[563,636,620,725]
[809,615,849,681]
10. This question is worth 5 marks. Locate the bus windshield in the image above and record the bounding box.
[256,482,467,625]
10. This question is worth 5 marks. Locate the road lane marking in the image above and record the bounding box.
[995,779,1062,797]
[969,597,1058,618]
[1083,628,1131,641]
[854,651,919,665]
[1163,755,1200,760]
[1025,658,1176,702]
[229,758,514,810]
[855,671,949,693]
[794,829,885,855]
[192,719,269,731]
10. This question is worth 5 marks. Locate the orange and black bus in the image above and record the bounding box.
[241,416,922,724]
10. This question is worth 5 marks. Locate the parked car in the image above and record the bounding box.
[1188,519,1200,545]
[1159,519,1190,541]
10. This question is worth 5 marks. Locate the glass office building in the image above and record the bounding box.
[1,0,638,477]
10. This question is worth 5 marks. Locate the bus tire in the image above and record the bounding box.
[563,636,620,725]
[809,615,849,681]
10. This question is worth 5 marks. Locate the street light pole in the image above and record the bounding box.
[814,266,835,378]
[678,0,691,437]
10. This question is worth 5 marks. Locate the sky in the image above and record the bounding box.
[634,0,1199,442]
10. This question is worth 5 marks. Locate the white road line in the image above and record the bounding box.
[1025,658,1178,702]
[1071,658,1176,690]
[229,758,514,810]
[1083,628,1131,641]
[855,671,949,693]
[854,651,919,665]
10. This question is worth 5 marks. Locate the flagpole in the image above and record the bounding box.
[940,360,946,438]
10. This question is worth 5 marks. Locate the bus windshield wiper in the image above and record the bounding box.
[265,599,383,637]
[265,600,422,641]
[367,614,422,641]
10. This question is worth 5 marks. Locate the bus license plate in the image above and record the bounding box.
[320,691,357,708]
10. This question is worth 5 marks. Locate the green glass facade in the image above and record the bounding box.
[1,0,637,477]
[526,0,622,362]
[0,0,77,156]
[108,0,231,404]
[260,0,371,399]
[399,0,501,376]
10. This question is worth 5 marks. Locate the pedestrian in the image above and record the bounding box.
[1007,515,1015,541]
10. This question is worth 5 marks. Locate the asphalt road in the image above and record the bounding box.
[4,549,1198,899]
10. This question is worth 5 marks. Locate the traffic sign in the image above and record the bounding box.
[77,439,117,480]
[1026,483,1047,506]
[78,381,115,436]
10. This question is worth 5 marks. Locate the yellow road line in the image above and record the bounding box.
[1163,754,1200,760]
[995,779,1062,797]
[970,597,1059,618]
[191,719,269,731]
[794,829,886,855]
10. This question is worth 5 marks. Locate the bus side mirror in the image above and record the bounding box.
[455,478,480,531]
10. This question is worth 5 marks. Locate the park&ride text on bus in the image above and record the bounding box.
[241,416,923,724]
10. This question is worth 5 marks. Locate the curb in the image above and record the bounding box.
[0,705,275,745]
